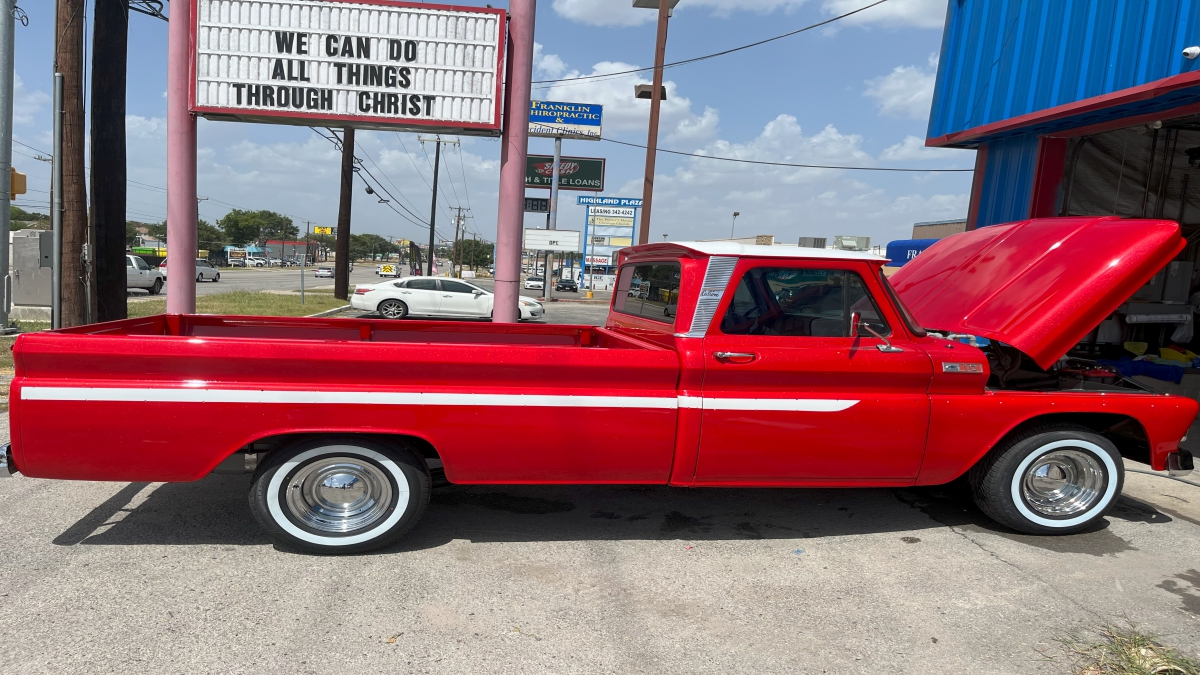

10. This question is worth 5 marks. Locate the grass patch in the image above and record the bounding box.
[128,291,350,319]
[1047,623,1200,675]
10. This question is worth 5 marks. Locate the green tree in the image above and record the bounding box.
[145,221,168,242]
[257,211,299,242]
[10,206,48,222]
[218,209,261,246]
[452,238,493,268]
[197,219,226,253]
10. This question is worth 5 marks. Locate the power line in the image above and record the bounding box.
[599,137,975,172]
[532,0,890,88]
[310,127,432,230]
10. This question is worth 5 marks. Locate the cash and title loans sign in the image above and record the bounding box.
[190,0,506,134]
[525,155,605,191]
[528,100,602,140]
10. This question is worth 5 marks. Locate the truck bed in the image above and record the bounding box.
[11,314,682,484]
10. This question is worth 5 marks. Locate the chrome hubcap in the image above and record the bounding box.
[381,302,404,318]
[1021,449,1105,517]
[284,457,393,533]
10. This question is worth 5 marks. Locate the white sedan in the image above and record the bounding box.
[351,277,544,321]
[314,266,334,278]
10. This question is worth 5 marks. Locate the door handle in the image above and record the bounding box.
[714,351,757,364]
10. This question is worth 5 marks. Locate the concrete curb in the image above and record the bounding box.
[305,305,352,318]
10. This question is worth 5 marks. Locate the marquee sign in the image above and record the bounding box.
[190,0,506,134]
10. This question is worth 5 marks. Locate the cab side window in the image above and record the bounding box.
[408,279,438,291]
[720,267,889,337]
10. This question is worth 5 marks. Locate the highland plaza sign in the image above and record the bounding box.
[190,0,506,134]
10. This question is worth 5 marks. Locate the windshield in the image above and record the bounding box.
[878,270,926,337]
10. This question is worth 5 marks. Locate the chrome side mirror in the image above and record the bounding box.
[849,311,861,338]
[856,318,903,353]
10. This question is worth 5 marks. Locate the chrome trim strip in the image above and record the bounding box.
[684,256,738,338]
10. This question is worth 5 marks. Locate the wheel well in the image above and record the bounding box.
[999,413,1150,463]
[236,432,442,467]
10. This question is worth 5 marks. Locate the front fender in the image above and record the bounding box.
[917,390,1198,485]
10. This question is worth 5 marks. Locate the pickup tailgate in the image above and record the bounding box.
[11,315,681,484]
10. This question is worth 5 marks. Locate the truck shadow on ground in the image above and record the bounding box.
[56,474,1168,557]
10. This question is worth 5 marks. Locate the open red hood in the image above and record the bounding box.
[890,217,1185,369]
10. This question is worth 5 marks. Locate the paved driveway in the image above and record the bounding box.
[1,414,1196,674]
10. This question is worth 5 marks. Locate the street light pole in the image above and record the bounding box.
[730,211,740,238]
[635,0,674,245]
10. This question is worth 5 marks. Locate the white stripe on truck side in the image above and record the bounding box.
[19,386,858,412]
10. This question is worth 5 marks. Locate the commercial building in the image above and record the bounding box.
[927,0,1198,230]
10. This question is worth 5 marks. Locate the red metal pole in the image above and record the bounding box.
[493,0,535,323]
[638,0,670,245]
[165,0,197,313]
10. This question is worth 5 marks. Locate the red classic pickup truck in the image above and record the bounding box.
[2,217,1196,553]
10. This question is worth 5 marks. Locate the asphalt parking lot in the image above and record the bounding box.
[1,414,1197,674]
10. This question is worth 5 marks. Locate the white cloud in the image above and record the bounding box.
[13,75,49,125]
[880,135,968,162]
[863,56,937,120]
[822,0,945,29]
[553,0,811,27]
[533,42,567,79]
[532,50,718,143]
[621,115,970,243]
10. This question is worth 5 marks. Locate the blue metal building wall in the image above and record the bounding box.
[977,134,1041,227]
[928,0,1200,142]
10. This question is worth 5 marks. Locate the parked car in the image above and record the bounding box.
[245,257,267,268]
[314,266,334,279]
[161,258,221,282]
[524,276,544,290]
[229,258,247,268]
[126,254,164,295]
[6,218,1196,555]
[351,277,543,321]
[555,278,578,292]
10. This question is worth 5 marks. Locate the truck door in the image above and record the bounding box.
[695,261,932,483]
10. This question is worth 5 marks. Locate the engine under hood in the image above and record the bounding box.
[889,217,1185,370]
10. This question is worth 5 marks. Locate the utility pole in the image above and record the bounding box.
[418,135,459,277]
[544,134,562,302]
[0,0,17,329]
[451,207,462,278]
[637,0,674,245]
[334,127,354,299]
[91,0,129,322]
[51,74,63,328]
[56,0,89,325]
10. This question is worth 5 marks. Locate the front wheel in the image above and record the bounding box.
[249,438,431,554]
[378,299,408,319]
[149,278,162,295]
[968,425,1123,535]
[214,273,220,282]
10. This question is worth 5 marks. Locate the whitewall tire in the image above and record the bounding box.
[249,437,430,554]
[968,425,1123,535]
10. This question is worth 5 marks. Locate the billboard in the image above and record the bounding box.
[523,229,581,252]
[190,0,506,134]
[525,155,605,191]
[528,101,602,140]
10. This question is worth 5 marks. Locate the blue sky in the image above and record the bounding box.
[11,0,975,247]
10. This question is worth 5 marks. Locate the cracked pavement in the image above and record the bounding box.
[1,417,1198,674]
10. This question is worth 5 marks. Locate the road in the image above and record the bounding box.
[135,268,616,325]
[1,414,1198,673]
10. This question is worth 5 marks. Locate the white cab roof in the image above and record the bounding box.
[665,241,888,262]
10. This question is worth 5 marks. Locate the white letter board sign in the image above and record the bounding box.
[191,0,505,135]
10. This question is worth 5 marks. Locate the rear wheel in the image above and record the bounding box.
[968,425,1123,534]
[149,278,162,295]
[249,437,431,554]
[378,299,408,319]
